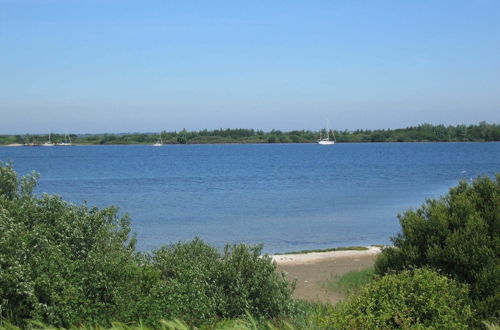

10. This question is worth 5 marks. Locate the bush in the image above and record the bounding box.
[218,243,295,319]
[145,240,295,324]
[375,175,499,321]
[322,268,473,329]
[0,163,295,327]
[0,163,139,327]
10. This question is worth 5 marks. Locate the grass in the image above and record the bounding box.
[278,246,369,255]
[0,309,330,330]
[324,267,375,294]
[484,322,500,330]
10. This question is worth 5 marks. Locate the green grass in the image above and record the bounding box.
[325,267,375,294]
[278,246,369,255]
[484,322,500,330]
[0,309,330,330]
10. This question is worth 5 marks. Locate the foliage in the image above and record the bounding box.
[130,240,296,325]
[0,163,138,327]
[217,244,295,319]
[322,268,473,329]
[1,122,499,145]
[375,174,500,321]
[0,163,295,328]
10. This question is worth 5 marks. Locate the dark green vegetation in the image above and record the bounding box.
[375,174,500,323]
[1,122,499,145]
[280,246,368,255]
[0,162,498,329]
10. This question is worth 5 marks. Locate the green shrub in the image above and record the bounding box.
[146,240,295,323]
[374,175,499,321]
[0,163,139,327]
[218,244,295,319]
[322,268,473,329]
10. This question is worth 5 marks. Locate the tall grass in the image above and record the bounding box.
[325,267,375,294]
[0,310,328,330]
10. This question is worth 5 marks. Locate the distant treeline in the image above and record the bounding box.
[1,122,499,145]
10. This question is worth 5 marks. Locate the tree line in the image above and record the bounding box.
[0,122,499,145]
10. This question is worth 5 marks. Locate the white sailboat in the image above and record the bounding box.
[57,129,73,146]
[317,128,336,145]
[41,130,55,147]
[152,134,163,147]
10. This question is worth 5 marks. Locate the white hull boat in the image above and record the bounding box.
[57,129,73,146]
[153,134,163,147]
[317,126,336,145]
[42,131,55,146]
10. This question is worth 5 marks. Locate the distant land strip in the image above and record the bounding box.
[1,122,499,145]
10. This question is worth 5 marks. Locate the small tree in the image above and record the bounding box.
[375,175,499,322]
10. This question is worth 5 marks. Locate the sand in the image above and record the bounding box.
[273,246,381,304]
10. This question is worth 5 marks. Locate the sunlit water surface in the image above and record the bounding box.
[1,142,498,253]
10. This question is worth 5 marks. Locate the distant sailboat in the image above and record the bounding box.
[41,130,55,147]
[153,134,163,147]
[57,129,73,146]
[317,128,336,145]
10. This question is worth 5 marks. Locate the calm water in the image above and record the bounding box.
[1,143,499,253]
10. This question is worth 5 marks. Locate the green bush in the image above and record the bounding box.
[0,163,295,327]
[146,240,295,323]
[218,243,295,319]
[322,268,473,329]
[374,175,499,321]
[0,163,139,327]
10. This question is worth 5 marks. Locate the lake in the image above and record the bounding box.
[1,142,498,253]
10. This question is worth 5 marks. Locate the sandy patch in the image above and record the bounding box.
[274,246,382,304]
[272,246,381,266]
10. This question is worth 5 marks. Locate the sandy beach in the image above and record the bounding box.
[273,246,382,304]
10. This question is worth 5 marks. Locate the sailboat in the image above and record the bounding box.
[41,130,55,147]
[152,134,163,147]
[317,128,336,145]
[57,129,73,146]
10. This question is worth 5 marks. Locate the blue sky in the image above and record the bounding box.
[1,0,499,134]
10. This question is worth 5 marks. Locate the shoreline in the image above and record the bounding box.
[272,245,382,266]
[2,141,499,147]
[274,246,382,303]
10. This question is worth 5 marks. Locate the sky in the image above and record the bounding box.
[1,0,499,134]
